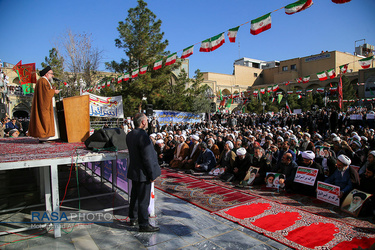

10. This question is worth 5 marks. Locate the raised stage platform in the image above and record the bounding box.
[0,137,129,238]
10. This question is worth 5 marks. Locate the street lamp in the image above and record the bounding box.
[261,102,266,114]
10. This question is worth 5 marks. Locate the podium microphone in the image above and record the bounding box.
[53,77,63,82]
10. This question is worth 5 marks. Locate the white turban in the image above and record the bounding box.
[236,147,247,156]
[301,150,315,160]
[304,133,311,138]
[337,154,351,166]
[191,135,199,141]
[226,141,234,150]
[150,134,156,138]
[156,139,164,145]
[180,135,186,141]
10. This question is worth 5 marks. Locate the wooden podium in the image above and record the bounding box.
[57,95,90,143]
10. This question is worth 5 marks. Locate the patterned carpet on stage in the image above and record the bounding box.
[155,168,375,249]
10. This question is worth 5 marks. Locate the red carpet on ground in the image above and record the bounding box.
[215,198,375,249]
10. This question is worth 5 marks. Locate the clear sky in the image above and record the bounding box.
[1,0,374,78]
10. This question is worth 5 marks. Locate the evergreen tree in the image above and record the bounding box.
[41,48,64,84]
[106,0,181,116]
[341,75,356,109]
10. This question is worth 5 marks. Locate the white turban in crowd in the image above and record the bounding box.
[156,139,164,145]
[150,134,156,138]
[236,147,247,156]
[191,135,199,141]
[180,135,186,141]
[352,140,362,148]
[226,141,234,150]
[301,150,315,160]
[304,133,311,138]
[337,154,351,166]
[333,136,341,142]
[369,151,375,157]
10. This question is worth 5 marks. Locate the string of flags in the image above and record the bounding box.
[82,0,355,93]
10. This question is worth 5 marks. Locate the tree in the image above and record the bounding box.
[189,70,212,114]
[106,0,180,116]
[41,48,64,81]
[341,75,356,109]
[57,29,103,96]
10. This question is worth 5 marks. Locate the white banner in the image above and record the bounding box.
[317,181,340,206]
[83,93,124,118]
[293,166,319,186]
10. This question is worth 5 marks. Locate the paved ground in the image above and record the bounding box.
[1,188,292,250]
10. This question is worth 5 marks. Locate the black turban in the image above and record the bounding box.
[39,66,51,76]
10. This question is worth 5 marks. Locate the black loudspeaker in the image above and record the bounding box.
[146,104,153,116]
[0,103,6,120]
[85,128,127,151]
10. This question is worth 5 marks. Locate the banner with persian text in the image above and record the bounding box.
[154,110,204,125]
[83,93,124,118]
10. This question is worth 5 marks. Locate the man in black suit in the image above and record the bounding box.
[126,113,161,232]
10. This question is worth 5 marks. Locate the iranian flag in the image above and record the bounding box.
[140,65,148,75]
[339,64,348,74]
[316,87,325,93]
[297,94,302,99]
[287,90,293,94]
[272,84,279,92]
[106,80,111,87]
[132,69,139,78]
[200,33,225,52]
[165,53,177,66]
[211,33,225,51]
[181,45,194,59]
[286,101,292,113]
[267,86,272,92]
[260,88,266,94]
[153,59,163,70]
[327,68,336,79]
[296,77,302,83]
[306,89,313,93]
[199,38,211,52]
[285,0,313,15]
[117,75,124,83]
[302,75,310,83]
[317,71,328,81]
[253,89,259,97]
[250,13,272,35]
[124,73,130,81]
[359,56,373,69]
[296,90,302,94]
[228,26,239,43]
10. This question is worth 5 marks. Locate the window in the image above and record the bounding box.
[291,64,297,70]
[282,66,288,71]
[254,73,258,77]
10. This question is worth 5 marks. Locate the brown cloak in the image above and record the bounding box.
[28,77,56,138]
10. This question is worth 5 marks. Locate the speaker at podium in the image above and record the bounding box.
[57,95,90,143]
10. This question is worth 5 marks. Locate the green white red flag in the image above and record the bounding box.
[260,88,266,94]
[287,90,293,94]
[117,75,123,83]
[284,0,313,15]
[317,87,325,93]
[253,89,258,97]
[317,71,328,81]
[339,64,348,74]
[306,89,313,93]
[153,59,162,70]
[272,84,279,92]
[228,26,239,43]
[165,53,177,66]
[296,77,302,83]
[296,90,302,94]
[332,0,351,3]
[181,45,194,59]
[140,65,148,75]
[327,68,336,79]
[251,13,272,35]
[359,56,373,69]
[267,86,272,92]
[124,73,130,81]
[286,101,292,113]
[200,33,225,52]
[302,75,310,83]
[132,69,139,78]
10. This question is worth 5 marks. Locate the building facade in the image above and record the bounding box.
[203,50,373,111]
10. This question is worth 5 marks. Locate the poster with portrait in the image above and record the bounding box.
[243,167,259,185]
[265,172,286,189]
[341,189,372,217]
